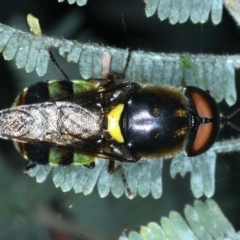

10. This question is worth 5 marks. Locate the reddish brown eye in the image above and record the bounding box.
[186,87,220,156]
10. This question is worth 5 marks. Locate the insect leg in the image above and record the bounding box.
[83,161,96,169]
[47,48,70,81]
[23,162,37,173]
[108,160,117,174]
[108,160,133,198]
[115,48,132,79]
[90,49,132,88]
[104,49,131,85]
[103,49,132,84]
[90,73,116,88]
[89,52,116,87]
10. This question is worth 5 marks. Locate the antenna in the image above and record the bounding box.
[221,109,240,131]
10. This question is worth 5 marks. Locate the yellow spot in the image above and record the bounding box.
[107,104,124,143]
[174,108,187,117]
[49,148,63,166]
[174,127,188,137]
[153,107,160,116]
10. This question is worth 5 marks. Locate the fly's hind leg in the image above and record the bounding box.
[108,160,133,199]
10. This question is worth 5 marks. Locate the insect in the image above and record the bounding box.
[0,51,239,176]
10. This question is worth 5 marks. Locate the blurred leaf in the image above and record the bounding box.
[58,0,223,25]
[121,199,240,240]
[58,0,87,7]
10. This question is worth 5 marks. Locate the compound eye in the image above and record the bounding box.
[186,87,220,156]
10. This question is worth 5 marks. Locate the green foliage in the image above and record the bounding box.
[120,199,239,240]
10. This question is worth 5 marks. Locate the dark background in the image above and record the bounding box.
[0,0,240,239]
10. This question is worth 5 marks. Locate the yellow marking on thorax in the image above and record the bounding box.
[107,104,124,143]
[174,108,188,118]
[153,107,160,116]
[174,127,188,138]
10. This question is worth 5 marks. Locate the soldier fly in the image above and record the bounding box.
[0,51,239,183]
